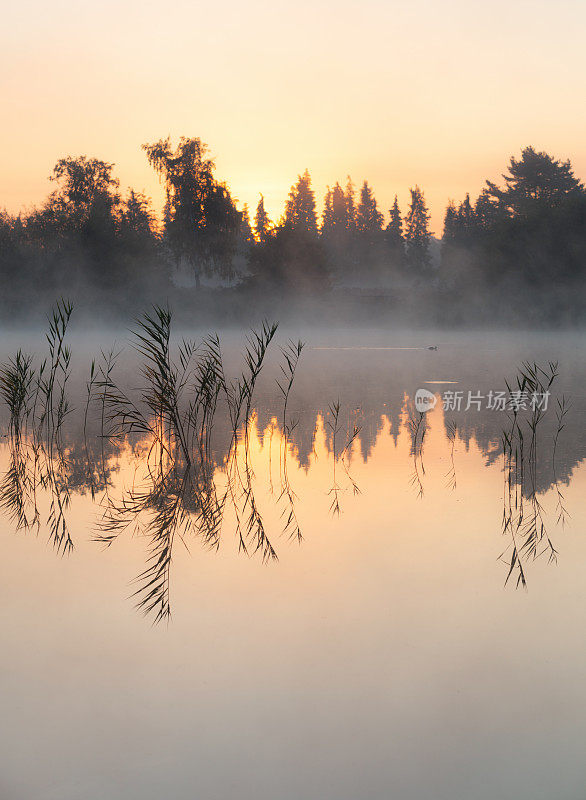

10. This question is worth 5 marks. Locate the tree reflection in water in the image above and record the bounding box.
[0,303,578,621]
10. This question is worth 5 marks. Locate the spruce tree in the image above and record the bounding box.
[239,203,254,245]
[355,181,383,233]
[322,181,351,235]
[386,195,404,256]
[457,193,475,231]
[321,186,334,234]
[404,185,432,271]
[284,169,318,234]
[442,200,458,242]
[345,176,356,230]
[254,194,271,243]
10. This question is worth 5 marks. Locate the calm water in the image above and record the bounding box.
[1,329,585,800]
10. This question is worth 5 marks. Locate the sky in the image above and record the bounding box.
[1,0,585,232]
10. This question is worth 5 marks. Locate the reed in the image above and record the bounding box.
[0,302,76,553]
[500,361,562,588]
[92,307,282,619]
[0,352,37,530]
[340,416,361,496]
[408,407,426,498]
[0,350,34,441]
[327,399,342,515]
[277,339,304,540]
[552,395,570,528]
[445,419,457,491]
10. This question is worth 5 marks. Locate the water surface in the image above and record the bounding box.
[1,329,585,800]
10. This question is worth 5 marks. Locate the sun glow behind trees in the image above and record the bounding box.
[2,0,585,234]
[0,141,584,324]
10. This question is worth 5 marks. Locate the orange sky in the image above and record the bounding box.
[1,0,585,232]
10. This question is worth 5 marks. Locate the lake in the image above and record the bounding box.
[1,326,585,800]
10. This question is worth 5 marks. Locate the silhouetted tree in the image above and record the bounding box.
[441,193,476,248]
[438,147,586,322]
[355,181,383,234]
[442,200,458,242]
[231,203,254,277]
[116,190,161,288]
[143,136,241,286]
[473,189,505,231]
[47,155,121,249]
[457,194,475,230]
[320,181,355,282]
[239,204,254,245]
[0,211,31,299]
[118,190,156,239]
[252,169,328,291]
[486,146,585,217]
[386,195,405,265]
[321,181,351,234]
[345,177,356,230]
[404,186,431,271]
[284,169,318,234]
[322,186,334,232]
[50,156,120,216]
[254,195,272,244]
[41,155,122,286]
[335,180,385,285]
[1,140,585,324]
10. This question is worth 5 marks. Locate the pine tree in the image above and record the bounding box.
[474,189,503,231]
[404,185,432,271]
[386,195,404,248]
[486,146,584,216]
[442,199,458,242]
[254,194,271,244]
[345,176,356,230]
[239,203,254,245]
[321,186,334,234]
[322,181,350,235]
[355,181,383,233]
[332,182,348,229]
[457,193,475,231]
[284,169,318,234]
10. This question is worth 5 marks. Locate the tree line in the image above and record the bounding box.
[0,140,584,321]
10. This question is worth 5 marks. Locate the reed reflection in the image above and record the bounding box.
[0,304,581,621]
[500,361,568,588]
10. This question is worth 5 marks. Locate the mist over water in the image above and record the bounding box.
[2,144,585,330]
